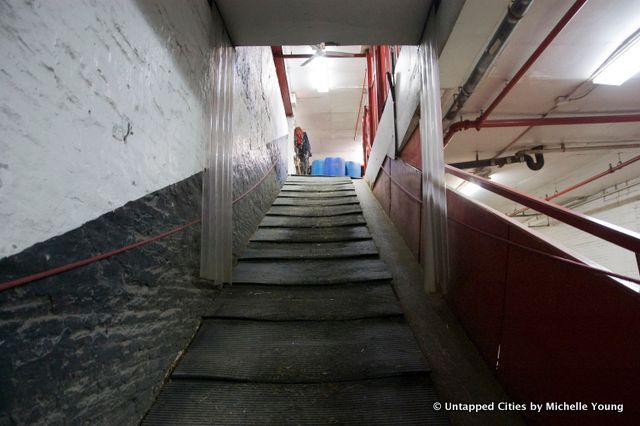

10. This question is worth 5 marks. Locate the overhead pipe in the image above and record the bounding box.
[450,146,544,171]
[445,0,534,121]
[445,113,640,145]
[522,142,640,155]
[509,153,640,216]
[444,0,589,145]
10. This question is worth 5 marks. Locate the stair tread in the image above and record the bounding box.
[251,226,371,243]
[259,214,366,228]
[273,196,360,206]
[281,184,354,192]
[267,205,362,217]
[241,240,378,259]
[206,282,400,320]
[276,190,357,198]
[232,258,392,285]
[172,317,429,382]
[142,376,448,426]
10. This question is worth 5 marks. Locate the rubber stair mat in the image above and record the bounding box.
[259,214,366,228]
[241,240,378,260]
[206,283,400,320]
[286,176,352,184]
[272,196,360,206]
[267,205,362,217]
[276,190,356,198]
[232,258,392,285]
[281,184,354,192]
[142,376,448,426]
[251,226,371,243]
[172,317,429,382]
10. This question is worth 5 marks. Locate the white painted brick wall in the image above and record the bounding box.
[0,1,287,259]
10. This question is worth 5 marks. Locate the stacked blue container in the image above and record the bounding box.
[345,161,361,178]
[324,157,346,176]
[311,160,324,176]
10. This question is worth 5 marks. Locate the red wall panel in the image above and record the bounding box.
[447,191,510,367]
[389,160,422,260]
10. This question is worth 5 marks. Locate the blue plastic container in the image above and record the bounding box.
[331,157,346,176]
[346,161,361,178]
[311,159,324,176]
[323,157,334,176]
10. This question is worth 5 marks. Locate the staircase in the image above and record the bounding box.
[142,176,448,425]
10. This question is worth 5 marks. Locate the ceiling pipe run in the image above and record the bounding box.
[450,147,544,171]
[444,0,588,146]
[445,113,640,143]
[444,0,534,121]
[509,153,640,216]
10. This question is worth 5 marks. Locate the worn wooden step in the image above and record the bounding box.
[241,240,378,260]
[259,214,366,228]
[267,205,362,217]
[286,176,351,184]
[251,226,371,243]
[232,258,392,285]
[142,376,448,426]
[172,317,429,382]
[281,184,354,192]
[277,190,357,198]
[206,283,401,320]
[273,196,360,206]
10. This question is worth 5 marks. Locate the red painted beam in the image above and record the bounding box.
[445,165,640,256]
[271,46,293,117]
[444,113,640,146]
[273,53,367,59]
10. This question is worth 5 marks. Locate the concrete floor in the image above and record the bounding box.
[354,180,524,426]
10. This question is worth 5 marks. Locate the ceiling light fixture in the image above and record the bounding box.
[593,28,640,86]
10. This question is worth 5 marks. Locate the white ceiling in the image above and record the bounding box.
[285,45,367,163]
[441,0,640,214]
[214,0,433,46]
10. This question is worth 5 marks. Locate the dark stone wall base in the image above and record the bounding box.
[0,173,217,425]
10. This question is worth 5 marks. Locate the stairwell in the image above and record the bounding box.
[142,176,448,425]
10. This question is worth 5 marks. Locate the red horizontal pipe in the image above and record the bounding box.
[273,53,366,59]
[445,165,640,255]
[444,113,640,146]
[477,0,588,124]
[510,154,640,216]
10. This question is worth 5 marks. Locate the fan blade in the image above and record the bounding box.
[301,56,316,67]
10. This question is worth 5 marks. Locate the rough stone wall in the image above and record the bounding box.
[0,173,218,425]
[231,47,288,257]
[0,0,212,259]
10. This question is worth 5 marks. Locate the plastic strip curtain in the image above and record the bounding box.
[418,11,450,293]
[200,16,235,283]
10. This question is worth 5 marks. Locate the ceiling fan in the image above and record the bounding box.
[301,43,356,67]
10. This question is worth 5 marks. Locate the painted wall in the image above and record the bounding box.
[532,180,640,278]
[0,0,212,259]
[232,46,288,256]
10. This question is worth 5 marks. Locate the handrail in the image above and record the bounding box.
[445,165,640,258]
[449,216,640,286]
